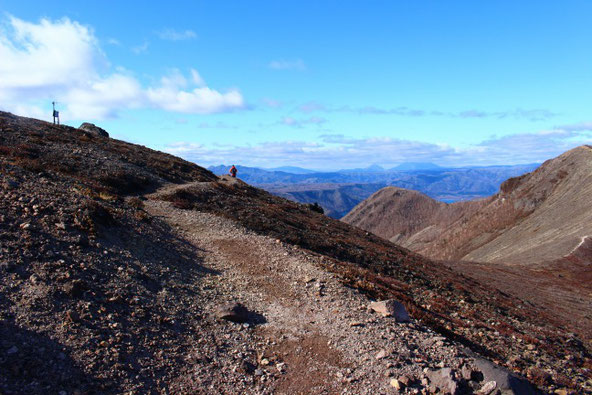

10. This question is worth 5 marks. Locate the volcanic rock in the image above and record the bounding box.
[369,300,410,322]
[215,302,251,323]
[79,122,109,138]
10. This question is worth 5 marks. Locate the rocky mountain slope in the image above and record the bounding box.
[343,146,592,346]
[342,187,485,249]
[1,111,590,393]
[344,146,592,265]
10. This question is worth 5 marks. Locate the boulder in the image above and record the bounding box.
[369,299,410,322]
[79,122,109,138]
[473,357,537,394]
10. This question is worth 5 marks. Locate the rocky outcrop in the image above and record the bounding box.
[79,122,109,137]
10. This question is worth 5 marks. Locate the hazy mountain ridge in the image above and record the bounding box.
[209,163,539,218]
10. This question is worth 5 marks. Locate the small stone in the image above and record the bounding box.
[461,365,473,381]
[55,222,67,230]
[526,344,535,351]
[350,321,364,327]
[479,381,497,394]
[375,349,387,359]
[215,302,251,323]
[398,375,411,386]
[369,300,410,322]
[554,390,568,395]
[20,222,31,230]
[260,358,270,366]
[390,378,402,390]
[7,346,18,355]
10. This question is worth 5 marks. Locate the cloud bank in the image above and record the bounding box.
[296,101,558,121]
[165,124,592,169]
[0,16,244,120]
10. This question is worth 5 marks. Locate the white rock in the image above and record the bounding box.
[369,300,411,322]
[479,381,497,394]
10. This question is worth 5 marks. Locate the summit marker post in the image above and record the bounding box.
[52,101,60,125]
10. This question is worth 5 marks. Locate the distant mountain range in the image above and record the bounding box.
[209,163,539,218]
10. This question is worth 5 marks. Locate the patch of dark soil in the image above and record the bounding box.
[269,333,350,394]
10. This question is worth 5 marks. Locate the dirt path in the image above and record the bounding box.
[143,182,517,394]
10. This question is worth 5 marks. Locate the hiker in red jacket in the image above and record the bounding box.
[229,165,237,178]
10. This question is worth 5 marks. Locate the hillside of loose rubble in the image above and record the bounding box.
[0,111,590,394]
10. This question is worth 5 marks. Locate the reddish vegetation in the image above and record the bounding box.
[0,111,590,392]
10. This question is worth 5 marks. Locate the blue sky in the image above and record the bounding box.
[1,1,591,169]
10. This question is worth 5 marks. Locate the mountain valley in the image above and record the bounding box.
[208,163,538,219]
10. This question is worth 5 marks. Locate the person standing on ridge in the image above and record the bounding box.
[229,165,238,178]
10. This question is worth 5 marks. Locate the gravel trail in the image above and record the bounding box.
[145,195,494,394]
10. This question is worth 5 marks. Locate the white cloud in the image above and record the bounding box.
[147,85,243,114]
[268,59,306,71]
[64,73,144,119]
[157,28,197,41]
[164,127,592,169]
[280,116,326,127]
[131,41,149,54]
[555,121,592,132]
[146,69,243,114]
[190,69,205,86]
[295,102,558,121]
[0,16,100,92]
[262,98,283,108]
[106,38,121,46]
[0,15,245,121]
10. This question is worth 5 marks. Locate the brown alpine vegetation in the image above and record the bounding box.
[1,111,590,394]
